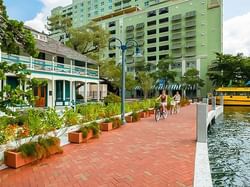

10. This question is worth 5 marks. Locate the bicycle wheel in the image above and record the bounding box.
[155,109,161,121]
[162,111,167,119]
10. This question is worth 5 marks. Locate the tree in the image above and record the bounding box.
[137,71,154,98]
[152,56,177,86]
[47,14,72,40]
[182,68,204,96]
[0,62,46,115]
[66,22,109,58]
[207,53,250,87]
[0,0,36,56]
[98,59,137,95]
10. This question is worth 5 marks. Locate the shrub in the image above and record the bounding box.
[112,118,122,129]
[17,136,62,159]
[44,108,63,130]
[79,122,100,138]
[64,108,79,126]
[104,93,121,105]
[132,112,140,122]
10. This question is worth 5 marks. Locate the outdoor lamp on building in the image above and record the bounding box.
[109,37,142,124]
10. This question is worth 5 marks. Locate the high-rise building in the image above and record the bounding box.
[50,0,222,96]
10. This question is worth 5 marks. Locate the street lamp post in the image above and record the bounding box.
[109,37,142,124]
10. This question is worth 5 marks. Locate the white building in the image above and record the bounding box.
[0,27,107,108]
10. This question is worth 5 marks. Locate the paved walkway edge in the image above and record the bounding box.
[193,142,213,187]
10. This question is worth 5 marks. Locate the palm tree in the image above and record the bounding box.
[137,71,154,99]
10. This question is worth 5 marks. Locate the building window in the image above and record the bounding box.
[147,10,156,17]
[147,29,156,35]
[159,27,169,33]
[159,17,169,24]
[147,20,156,26]
[159,55,168,60]
[147,47,156,52]
[109,30,116,34]
[144,1,149,7]
[159,7,168,14]
[147,56,156,61]
[159,45,169,51]
[159,36,169,42]
[109,21,116,27]
[109,53,116,58]
[147,38,156,44]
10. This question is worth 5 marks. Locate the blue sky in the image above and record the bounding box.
[4,0,43,21]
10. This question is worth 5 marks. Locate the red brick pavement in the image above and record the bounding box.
[0,104,197,187]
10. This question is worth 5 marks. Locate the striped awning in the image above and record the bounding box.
[134,86,142,90]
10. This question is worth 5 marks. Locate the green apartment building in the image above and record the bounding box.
[50,0,222,96]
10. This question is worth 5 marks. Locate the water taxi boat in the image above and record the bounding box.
[216,87,250,106]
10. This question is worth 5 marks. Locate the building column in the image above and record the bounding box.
[97,83,100,102]
[70,81,73,105]
[73,81,76,104]
[3,79,6,98]
[182,58,186,76]
[84,81,88,103]
[63,80,66,106]
[196,58,201,97]
[52,79,55,108]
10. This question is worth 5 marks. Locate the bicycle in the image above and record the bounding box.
[155,103,167,121]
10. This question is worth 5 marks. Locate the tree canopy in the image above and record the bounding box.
[152,56,177,86]
[182,68,204,89]
[66,22,109,58]
[0,0,36,56]
[136,71,154,98]
[207,53,250,87]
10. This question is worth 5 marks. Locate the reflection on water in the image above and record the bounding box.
[208,107,250,186]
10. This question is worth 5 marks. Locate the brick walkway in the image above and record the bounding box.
[0,104,196,187]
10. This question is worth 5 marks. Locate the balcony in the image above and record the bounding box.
[1,53,99,78]
[172,33,182,40]
[185,11,196,19]
[185,20,196,28]
[171,43,182,50]
[172,14,182,22]
[136,31,145,38]
[126,25,134,32]
[126,33,134,39]
[185,31,196,38]
[171,24,182,31]
[185,41,196,48]
[136,23,145,30]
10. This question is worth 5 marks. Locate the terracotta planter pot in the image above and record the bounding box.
[4,141,62,169]
[149,109,155,115]
[100,122,113,131]
[68,130,93,144]
[4,151,37,169]
[140,112,147,118]
[125,116,133,123]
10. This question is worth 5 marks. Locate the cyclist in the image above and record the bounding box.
[173,91,181,112]
[156,90,168,113]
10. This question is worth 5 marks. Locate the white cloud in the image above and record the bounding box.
[224,12,250,56]
[24,0,72,33]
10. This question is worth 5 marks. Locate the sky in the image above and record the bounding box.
[3,0,250,55]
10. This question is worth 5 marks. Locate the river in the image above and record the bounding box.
[208,106,250,186]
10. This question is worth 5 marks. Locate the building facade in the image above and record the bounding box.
[50,0,222,96]
[95,0,222,96]
[0,27,106,108]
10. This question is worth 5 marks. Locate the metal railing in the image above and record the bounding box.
[1,53,99,78]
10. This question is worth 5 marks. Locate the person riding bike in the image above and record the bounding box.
[173,91,181,112]
[156,90,168,113]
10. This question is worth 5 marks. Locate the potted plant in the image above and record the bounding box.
[125,115,133,123]
[132,112,140,122]
[4,109,63,169]
[4,136,62,168]
[100,118,113,131]
[68,122,100,143]
[112,118,122,129]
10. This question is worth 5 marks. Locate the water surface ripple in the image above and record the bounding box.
[208,107,250,186]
